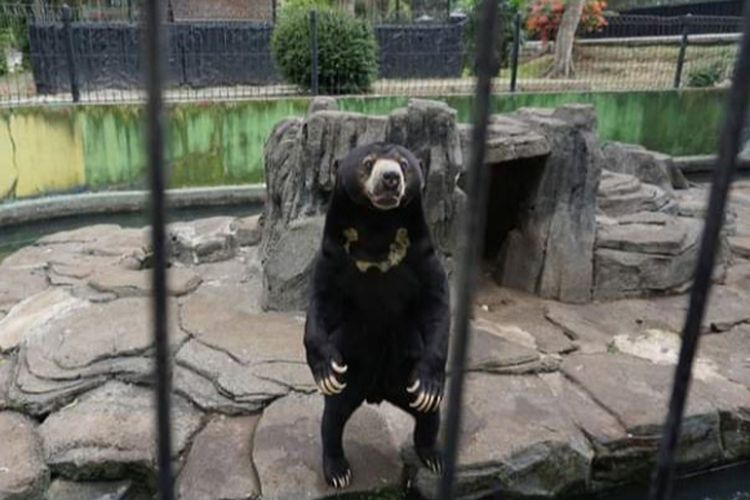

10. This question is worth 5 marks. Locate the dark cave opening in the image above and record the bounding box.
[482,156,548,265]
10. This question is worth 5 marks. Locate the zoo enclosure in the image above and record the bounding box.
[130,0,750,497]
[0,0,745,104]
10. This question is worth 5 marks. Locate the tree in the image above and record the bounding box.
[548,0,584,77]
[526,0,607,78]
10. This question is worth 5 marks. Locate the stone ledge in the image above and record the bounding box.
[0,185,266,227]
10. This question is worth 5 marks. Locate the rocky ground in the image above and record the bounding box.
[1,180,750,500]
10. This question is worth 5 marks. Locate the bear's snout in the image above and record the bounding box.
[381,170,401,190]
[365,158,406,210]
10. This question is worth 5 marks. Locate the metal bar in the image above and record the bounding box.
[61,4,80,103]
[648,4,750,500]
[438,0,501,498]
[673,14,692,88]
[143,0,174,498]
[510,12,520,92]
[309,10,319,95]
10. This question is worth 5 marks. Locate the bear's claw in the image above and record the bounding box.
[416,446,443,474]
[407,377,442,413]
[315,359,348,396]
[324,456,352,489]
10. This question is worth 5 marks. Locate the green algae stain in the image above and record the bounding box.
[79,106,146,189]
[0,89,730,201]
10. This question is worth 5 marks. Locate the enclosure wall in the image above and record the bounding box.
[0,88,728,201]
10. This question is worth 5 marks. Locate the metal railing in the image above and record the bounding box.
[0,1,745,106]
[137,0,750,499]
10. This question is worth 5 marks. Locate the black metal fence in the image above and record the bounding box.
[0,1,745,104]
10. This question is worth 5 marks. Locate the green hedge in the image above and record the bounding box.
[271,7,379,94]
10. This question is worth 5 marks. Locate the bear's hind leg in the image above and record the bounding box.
[413,411,442,473]
[321,393,363,488]
[385,391,443,474]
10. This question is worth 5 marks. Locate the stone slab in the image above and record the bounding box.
[180,289,305,365]
[44,479,133,500]
[730,235,750,259]
[0,411,48,500]
[175,341,288,405]
[176,415,261,500]
[169,217,237,265]
[415,373,592,499]
[596,217,701,256]
[0,288,85,353]
[473,284,575,355]
[560,353,727,466]
[0,355,13,409]
[173,365,262,415]
[87,267,202,298]
[253,392,412,500]
[231,215,262,247]
[40,381,203,480]
[41,297,184,370]
[0,266,48,314]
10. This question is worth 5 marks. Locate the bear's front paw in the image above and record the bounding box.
[406,366,444,413]
[324,455,352,489]
[312,347,348,396]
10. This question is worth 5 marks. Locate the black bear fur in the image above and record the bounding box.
[303,142,451,489]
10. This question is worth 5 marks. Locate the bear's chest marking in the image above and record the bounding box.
[342,227,411,273]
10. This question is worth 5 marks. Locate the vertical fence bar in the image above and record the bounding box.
[309,10,319,95]
[144,0,174,497]
[648,5,750,500]
[510,12,520,92]
[438,0,501,498]
[61,4,80,103]
[673,14,691,89]
[272,0,277,24]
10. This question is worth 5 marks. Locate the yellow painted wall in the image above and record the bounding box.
[6,112,86,198]
[0,118,16,198]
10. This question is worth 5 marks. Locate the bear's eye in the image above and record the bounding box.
[399,159,409,172]
[363,158,374,171]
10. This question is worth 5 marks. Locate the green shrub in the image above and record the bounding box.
[687,61,727,88]
[271,7,379,94]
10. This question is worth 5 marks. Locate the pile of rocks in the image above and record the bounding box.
[592,141,735,300]
[260,98,731,307]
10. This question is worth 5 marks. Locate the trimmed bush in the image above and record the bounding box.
[271,7,379,94]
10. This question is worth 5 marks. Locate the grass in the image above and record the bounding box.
[516,42,737,90]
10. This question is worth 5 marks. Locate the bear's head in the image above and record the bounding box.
[335,142,424,211]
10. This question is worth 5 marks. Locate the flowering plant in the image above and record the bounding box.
[525,0,608,43]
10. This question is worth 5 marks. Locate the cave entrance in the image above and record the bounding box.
[482,156,548,269]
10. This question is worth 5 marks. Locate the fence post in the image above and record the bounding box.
[510,12,520,92]
[62,4,80,103]
[272,0,277,24]
[673,13,691,89]
[309,10,319,95]
[127,0,133,21]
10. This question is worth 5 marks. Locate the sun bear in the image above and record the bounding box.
[304,142,451,489]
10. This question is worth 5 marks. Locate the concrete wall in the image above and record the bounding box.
[0,88,729,201]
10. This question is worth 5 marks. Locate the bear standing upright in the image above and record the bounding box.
[304,142,451,489]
